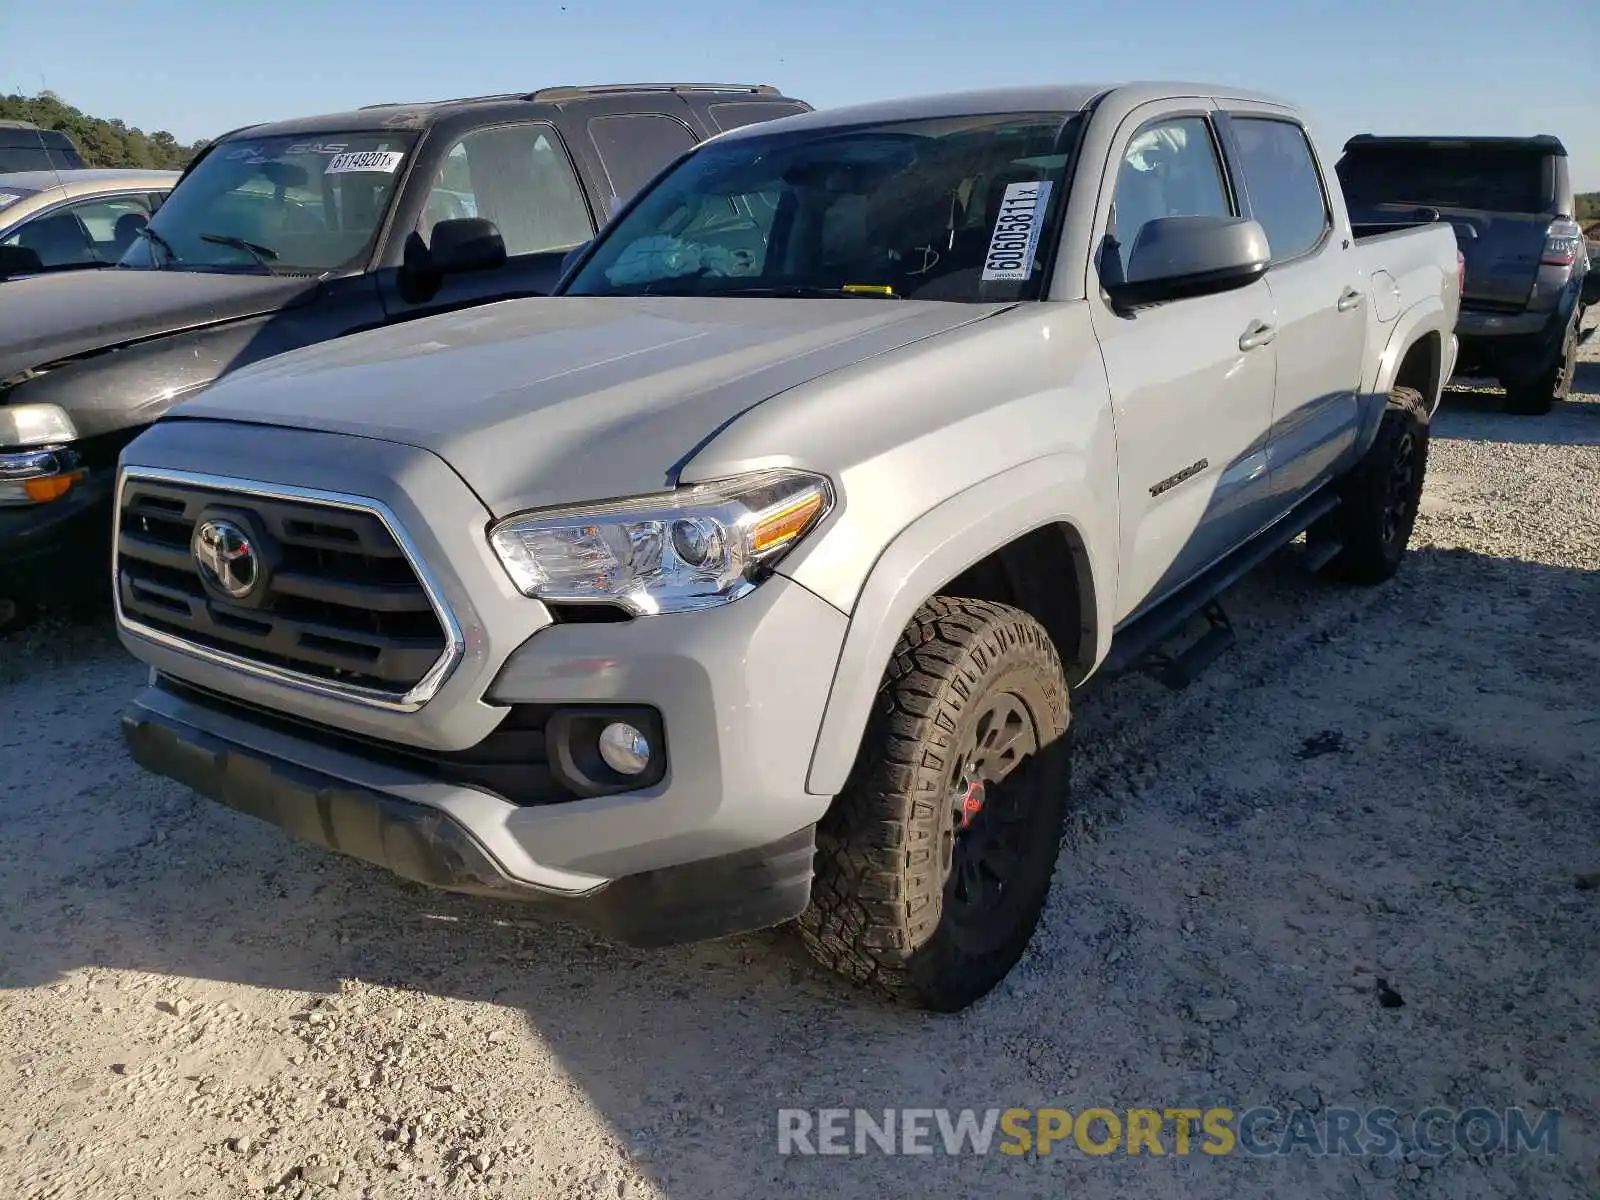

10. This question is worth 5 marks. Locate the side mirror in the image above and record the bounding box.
[559,240,591,278]
[1107,215,1270,308]
[0,244,44,279]
[429,218,507,275]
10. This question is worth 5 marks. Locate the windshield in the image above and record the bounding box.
[1336,145,1552,214]
[119,131,418,273]
[562,112,1085,303]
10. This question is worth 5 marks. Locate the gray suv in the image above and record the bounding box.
[1337,134,1589,414]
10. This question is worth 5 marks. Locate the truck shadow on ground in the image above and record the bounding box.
[2,543,1597,1198]
[1436,363,1600,448]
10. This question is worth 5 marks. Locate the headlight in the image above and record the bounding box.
[488,468,834,615]
[0,403,77,448]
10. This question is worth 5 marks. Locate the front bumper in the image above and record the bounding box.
[0,467,114,604]
[122,693,817,947]
[121,568,849,942]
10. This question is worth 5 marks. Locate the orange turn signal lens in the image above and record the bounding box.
[24,471,83,502]
[750,489,827,556]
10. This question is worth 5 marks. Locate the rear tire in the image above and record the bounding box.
[797,597,1071,1012]
[1320,386,1429,585]
[1503,315,1577,415]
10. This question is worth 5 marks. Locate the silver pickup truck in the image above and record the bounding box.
[113,83,1459,1011]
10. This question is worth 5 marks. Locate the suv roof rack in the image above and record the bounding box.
[354,84,781,112]
[525,83,782,101]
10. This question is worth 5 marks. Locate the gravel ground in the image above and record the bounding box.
[2,318,1597,1200]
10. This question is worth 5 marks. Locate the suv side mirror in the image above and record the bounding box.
[429,218,507,275]
[1107,215,1270,308]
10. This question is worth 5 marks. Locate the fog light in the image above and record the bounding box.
[598,722,651,776]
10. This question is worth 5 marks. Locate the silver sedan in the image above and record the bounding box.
[0,168,180,279]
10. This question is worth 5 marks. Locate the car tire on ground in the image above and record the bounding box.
[1318,385,1430,586]
[797,596,1072,1012]
[1503,314,1578,416]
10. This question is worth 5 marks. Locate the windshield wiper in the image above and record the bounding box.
[199,233,279,271]
[135,226,178,267]
[680,284,904,300]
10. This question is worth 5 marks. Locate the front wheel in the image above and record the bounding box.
[1319,386,1430,585]
[797,597,1071,1012]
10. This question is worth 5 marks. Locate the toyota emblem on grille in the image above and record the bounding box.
[191,518,260,600]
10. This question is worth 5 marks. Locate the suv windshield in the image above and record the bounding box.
[1337,145,1552,214]
[562,112,1086,303]
[120,131,418,273]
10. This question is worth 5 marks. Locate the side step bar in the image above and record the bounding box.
[1100,488,1341,686]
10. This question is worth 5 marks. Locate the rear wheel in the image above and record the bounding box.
[798,597,1071,1012]
[1503,315,1577,415]
[1319,386,1430,585]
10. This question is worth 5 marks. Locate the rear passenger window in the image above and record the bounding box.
[707,101,809,133]
[420,123,593,255]
[1230,118,1329,262]
[587,114,698,209]
[1109,116,1232,278]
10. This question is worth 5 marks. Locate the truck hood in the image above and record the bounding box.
[0,268,321,381]
[171,295,1003,514]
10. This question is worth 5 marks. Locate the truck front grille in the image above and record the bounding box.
[115,471,458,708]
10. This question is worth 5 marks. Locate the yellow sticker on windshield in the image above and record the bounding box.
[842,284,897,297]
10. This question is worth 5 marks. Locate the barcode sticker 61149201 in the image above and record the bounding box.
[980,180,1053,283]
[325,150,406,175]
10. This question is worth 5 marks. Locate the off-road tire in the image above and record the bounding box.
[797,597,1071,1012]
[1503,315,1578,416]
[1320,386,1429,585]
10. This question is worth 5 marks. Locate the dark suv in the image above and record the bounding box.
[1336,134,1588,414]
[0,83,810,626]
[0,120,87,173]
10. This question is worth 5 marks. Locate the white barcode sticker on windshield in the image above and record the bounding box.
[325,150,405,175]
[981,180,1053,282]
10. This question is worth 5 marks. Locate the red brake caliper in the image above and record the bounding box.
[959,779,986,830]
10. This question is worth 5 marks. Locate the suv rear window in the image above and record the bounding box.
[1336,145,1552,213]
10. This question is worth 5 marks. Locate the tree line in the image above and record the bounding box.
[1,92,206,170]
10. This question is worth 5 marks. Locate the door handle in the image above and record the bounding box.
[1239,320,1276,351]
[1337,286,1363,312]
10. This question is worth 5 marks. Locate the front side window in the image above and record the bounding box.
[68,195,156,262]
[1230,117,1329,261]
[120,131,418,273]
[1,205,94,268]
[1107,116,1232,279]
[563,112,1086,303]
[420,123,592,255]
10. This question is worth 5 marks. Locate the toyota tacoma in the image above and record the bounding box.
[114,83,1460,1011]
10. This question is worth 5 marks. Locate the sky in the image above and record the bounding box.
[3,0,1597,190]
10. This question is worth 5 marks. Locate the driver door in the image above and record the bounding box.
[379,122,595,319]
[1087,106,1280,621]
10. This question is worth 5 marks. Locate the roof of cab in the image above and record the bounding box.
[211,83,801,141]
[711,81,1296,140]
[0,168,180,191]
